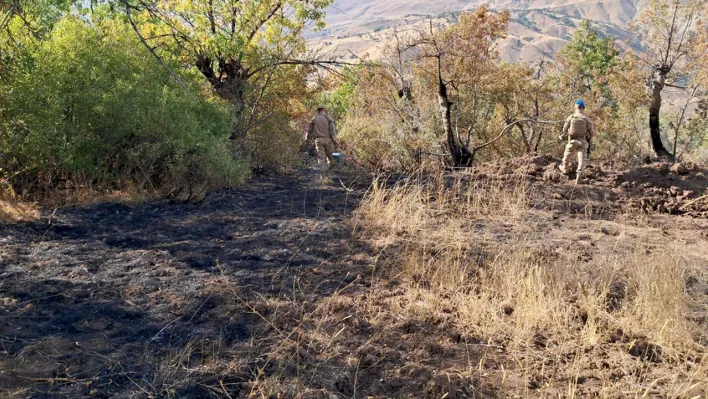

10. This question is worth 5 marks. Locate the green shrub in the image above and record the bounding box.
[246,112,304,173]
[339,114,441,171]
[0,17,246,198]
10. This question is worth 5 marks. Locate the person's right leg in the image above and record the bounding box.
[315,139,329,177]
[316,139,335,180]
[560,141,578,174]
[324,140,335,169]
[575,140,589,184]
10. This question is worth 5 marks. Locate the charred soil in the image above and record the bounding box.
[1,158,707,398]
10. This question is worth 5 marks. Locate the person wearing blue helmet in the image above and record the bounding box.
[559,99,594,184]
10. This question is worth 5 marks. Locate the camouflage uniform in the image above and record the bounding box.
[307,112,339,176]
[560,112,594,183]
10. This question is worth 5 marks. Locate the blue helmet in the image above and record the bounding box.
[575,99,586,108]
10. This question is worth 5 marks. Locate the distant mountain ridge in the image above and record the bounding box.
[306,0,645,63]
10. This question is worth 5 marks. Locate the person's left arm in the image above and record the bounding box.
[560,116,571,141]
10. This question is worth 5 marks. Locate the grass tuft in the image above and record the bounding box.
[354,173,708,396]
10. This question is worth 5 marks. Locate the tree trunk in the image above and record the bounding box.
[529,124,540,152]
[517,124,530,153]
[196,56,248,156]
[648,68,675,160]
[529,96,541,152]
[196,57,247,132]
[215,78,246,138]
[437,77,471,167]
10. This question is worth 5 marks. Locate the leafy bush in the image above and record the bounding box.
[336,67,441,171]
[246,113,305,173]
[0,17,246,198]
[339,116,397,169]
[242,64,314,173]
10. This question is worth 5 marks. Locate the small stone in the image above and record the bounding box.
[656,163,671,175]
[677,190,694,201]
[670,163,689,175]
[600,226,619,236]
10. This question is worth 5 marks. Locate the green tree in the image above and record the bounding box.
[313,66,360,122]
[0,0,74,34]
[558,20,619,101]
[554,20,652,160]
[1,0,75,81]
[121,0,332,142]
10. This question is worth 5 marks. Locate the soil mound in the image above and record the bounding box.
[616,162,708,217]
[467,153,558,181]
[466,155,708,218]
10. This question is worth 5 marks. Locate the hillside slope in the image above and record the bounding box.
[307,0,643,62]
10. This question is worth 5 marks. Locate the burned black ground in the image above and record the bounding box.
[2,157,708,398]
[0,167,372,398]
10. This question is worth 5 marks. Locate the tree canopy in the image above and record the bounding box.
[123,0,332,137]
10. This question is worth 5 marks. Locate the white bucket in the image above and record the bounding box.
[331,152,345,165]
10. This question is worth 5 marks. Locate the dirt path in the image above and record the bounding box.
[0,167,373,398]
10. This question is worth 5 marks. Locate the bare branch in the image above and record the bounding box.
[0,3,15,33]
[672,85,700,157]
[245,1,282,46]
[663,0,680,67]
[247,56,359,78]
[142,33,175,41]
[208,0,216,34]
[474,119,560,152]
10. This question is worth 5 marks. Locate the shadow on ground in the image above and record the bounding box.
[0,168,384,398]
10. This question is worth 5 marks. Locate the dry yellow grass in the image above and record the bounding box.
[40,183,158,208]
[354,173,708,397]
[3,164,705,397]
[0,182,157,224]
[0,200,40,223]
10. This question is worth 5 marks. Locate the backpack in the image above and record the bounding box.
[569,115,588,139]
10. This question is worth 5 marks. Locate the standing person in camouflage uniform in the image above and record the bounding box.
[559,100,595,184]
[306,105,340,179]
